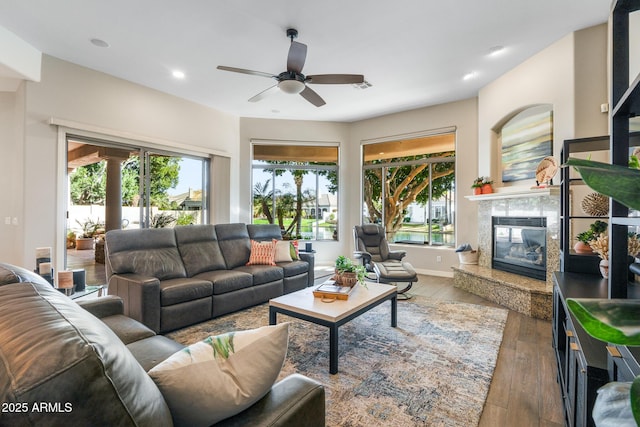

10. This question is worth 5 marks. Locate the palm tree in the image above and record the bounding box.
[253,180,274,223]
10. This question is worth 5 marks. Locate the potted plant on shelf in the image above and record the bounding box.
[574,220,608,254]
[334,255,366,287]
[564,157,640,424]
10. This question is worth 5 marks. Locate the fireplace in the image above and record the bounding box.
[492,216,547,280]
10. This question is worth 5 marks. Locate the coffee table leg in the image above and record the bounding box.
[269,307,277,325]
[391,295,397,327]
[329,325,338,374]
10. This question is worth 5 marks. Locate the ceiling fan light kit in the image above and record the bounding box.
[217,28,364,107]
[278,79,305,94]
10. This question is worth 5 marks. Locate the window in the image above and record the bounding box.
[362,132,455,246]
[252,143,338,240]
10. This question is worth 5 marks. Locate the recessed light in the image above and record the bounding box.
[463,72,477,81]
[90,38,110,48]
[172,70,185,79]
[271,109,280,114]
[488,46,505,57]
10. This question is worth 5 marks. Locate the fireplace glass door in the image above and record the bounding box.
[492,217,547,280]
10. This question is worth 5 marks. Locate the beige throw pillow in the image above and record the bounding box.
[273,239,293,262]
[148,323,289,427]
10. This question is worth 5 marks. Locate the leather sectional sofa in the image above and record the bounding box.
[105,223,315,333]
[0,262,325,426]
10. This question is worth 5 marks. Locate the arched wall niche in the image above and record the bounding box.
[488,103,554,188]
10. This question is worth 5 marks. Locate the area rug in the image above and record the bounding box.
[166,297,508,427]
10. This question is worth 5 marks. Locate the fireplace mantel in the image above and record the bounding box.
[465,186,559,201]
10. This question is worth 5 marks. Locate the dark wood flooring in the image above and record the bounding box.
[408,275,564,427]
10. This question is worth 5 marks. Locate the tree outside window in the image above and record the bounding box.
[362,133,455,246]
[251,144,338,240]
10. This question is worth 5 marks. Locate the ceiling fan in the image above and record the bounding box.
[217,28,364,107]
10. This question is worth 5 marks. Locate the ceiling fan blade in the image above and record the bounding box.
[248,85,279,103]
[300,86,326,107]
[287,41,307,73]
[306,74,365,84]
[217,66,276,79]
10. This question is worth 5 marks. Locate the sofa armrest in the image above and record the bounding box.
[107,273,162,333]
[297,252,315,287]
[216,374,325,427]
[77,295,124,318]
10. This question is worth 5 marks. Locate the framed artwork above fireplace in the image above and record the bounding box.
[501,104,553,182]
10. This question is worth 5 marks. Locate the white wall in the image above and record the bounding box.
[11,55,239,270]
[0,86,25,264]
[478,24,608,188]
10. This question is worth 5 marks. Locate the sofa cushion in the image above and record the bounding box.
[215,223,252,269]
[247,223,283,241]
[0,281,172,426]
[194,270,253,295]
[175,224,227,276]
[106,228,187,280]
[247,239,277,266]
[148,323,289,427]
[0,262,50,286]
[236,265,284,286]
[159,277,213,306]
[277,259,309,278]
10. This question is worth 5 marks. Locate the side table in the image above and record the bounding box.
[69,285,104,300]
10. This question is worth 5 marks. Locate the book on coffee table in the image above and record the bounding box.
[313,279,356,300]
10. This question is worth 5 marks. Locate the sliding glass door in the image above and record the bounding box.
[65,135,209,284]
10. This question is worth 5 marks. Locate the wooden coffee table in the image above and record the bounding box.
[269,282,397,374]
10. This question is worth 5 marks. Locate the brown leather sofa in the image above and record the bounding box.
[0,262,325,426]
[105,223,314,333]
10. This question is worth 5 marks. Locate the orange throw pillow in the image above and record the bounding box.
[246,240,276,266]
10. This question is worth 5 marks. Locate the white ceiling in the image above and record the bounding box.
[0,0,610,122]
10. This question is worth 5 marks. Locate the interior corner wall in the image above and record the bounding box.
[574,24,608,138]
[349,98,478,276]
[478,24,609,188]
[238,117,350,265]
[0,86,25,265]
[478,33,576,187]
[18,55,239,269]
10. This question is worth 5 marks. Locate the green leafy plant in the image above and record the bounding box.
[334,255,367,284]
[471,177,484,189]
[150,212,175,228]
[576,220,608,244]
[76,217,104,238]
[565,157,640,424]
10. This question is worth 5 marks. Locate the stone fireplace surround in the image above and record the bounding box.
[452,187,560,320]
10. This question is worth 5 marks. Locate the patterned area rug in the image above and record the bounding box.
[166,296,508,427]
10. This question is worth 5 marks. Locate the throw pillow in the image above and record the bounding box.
[290,240,299,260]
[246,239,276,266]
[273,239,293,263]
[148,323,289,427]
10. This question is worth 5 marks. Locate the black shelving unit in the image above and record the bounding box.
[553,1,640,424]
[560,135,610,276]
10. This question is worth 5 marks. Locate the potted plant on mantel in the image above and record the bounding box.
[334,255,366,287]
[564,157,640,425]
[471,176,494,195]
